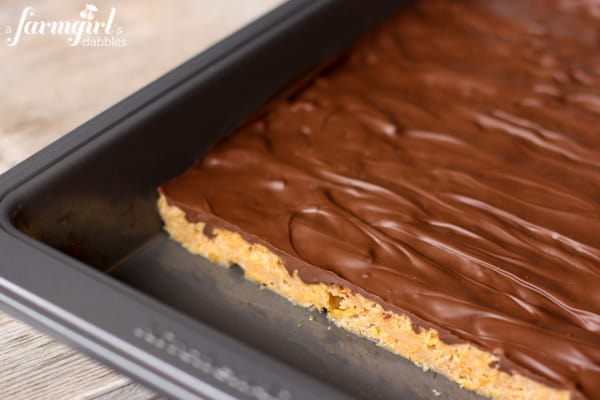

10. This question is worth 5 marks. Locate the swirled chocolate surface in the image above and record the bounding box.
[161,1,600,398]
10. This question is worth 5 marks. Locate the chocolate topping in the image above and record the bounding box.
[161,1,600,398]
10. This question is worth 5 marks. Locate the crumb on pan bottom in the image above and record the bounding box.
[158,195,569,400]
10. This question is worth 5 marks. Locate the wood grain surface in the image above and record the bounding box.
[0,1,282,398]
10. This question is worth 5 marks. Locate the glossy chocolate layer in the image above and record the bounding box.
[161,1,600,398]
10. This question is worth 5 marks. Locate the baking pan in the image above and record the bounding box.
[0,1,485,399]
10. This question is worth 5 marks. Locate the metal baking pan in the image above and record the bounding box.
[0,1,485,399]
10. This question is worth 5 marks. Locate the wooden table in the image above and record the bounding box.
[0,1,282,398]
